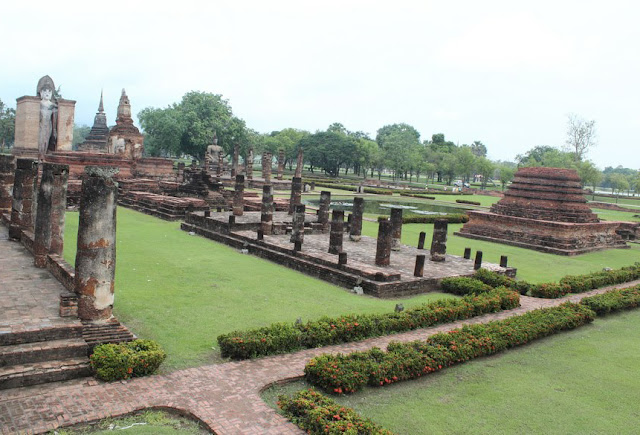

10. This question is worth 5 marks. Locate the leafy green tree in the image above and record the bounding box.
[264,128,310,169]
[71,124,91,150]
[138,91,244,160]
[476,157,496,189]
[455,146,476,183]
[0,99,16,151]
[607,173,629,202]
[516,145,574,168]
[427,133,457,154]
[376,124,422,180]
[301,130,352,177]
[576,161,603,192]
[471,140,487,157]
[497,165,515,191]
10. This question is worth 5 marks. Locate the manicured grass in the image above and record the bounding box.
[361,221,640,283]
[264,309,640,435]
[591,208,640,222]
[63,208,455,371]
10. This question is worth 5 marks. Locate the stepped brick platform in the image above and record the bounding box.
[182,211,514,298]
[0,225,136,391]
[119,191,209,221]
[456,167,628,255]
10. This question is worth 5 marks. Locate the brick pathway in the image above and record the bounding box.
[1,223,639,434]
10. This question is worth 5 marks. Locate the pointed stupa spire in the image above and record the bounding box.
[98,89,104,113]
[116,88,133,124]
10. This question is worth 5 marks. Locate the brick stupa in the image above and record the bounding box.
[77,91,109,152]
[455,167,627,255]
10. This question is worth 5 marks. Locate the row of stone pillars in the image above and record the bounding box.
[7,158,118,321]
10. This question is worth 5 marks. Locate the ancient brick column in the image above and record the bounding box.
[261,184,273,235]
[349,197,364,241]
[33,163,68,267]
[233,174,245,216]
[414,254,426,277]
[231,145,239,178]
[417,231,426,249]
[262,152,272,182]
[318,190,331,229]
[0,155,15,214]
[500,255,508,268]
[430,219,448,262]
[474,251,483,270]
[463,247,471,259]
[375,218,392,266]
[9,158,38,240]
[246,148,254,180]
[216,153,223,180]
[277,148,285,180]
[290,204,306,246]
[294,147,304,177]
[390,207,403,251]
[177,162,185,182]
[328,210,344,254]
[289,177,303,214]
[75,167,118,321]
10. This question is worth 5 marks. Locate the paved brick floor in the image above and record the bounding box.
[1,223,638,435]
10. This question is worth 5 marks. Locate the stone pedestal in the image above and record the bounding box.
[233,175,245,216]
[349,197,364,241]
[0,155,15,213]
[290,204,305,244]
[414,255,426,277]
[33,163,68,267]
[75,167,118,321]
[261,184,273,235]
[375,218,392,266]
[463,247,471,259]
[430,219,448,262]
[474,251,483,270]
[289,177,302,214]
[9,158,38,240]
[418,231,426,249]
[390,208,403,251]
[318,191,331,229]
[277,149,285,180]
[500,255,508,268]
[328,210,344,254]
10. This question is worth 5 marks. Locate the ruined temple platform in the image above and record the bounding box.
[182,211,514,298]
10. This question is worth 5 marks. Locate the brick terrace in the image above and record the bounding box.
[2,223,639,434]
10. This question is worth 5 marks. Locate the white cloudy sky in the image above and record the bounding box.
[1,0,638,169]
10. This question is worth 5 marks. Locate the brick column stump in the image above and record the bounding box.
[390,208,403,251]
[317,191,331,230]
[9,158,38,240]
[233,175,245,216]
[289,177,303,214]
[349,197,364,241]
[375,218,392,266]
[261,184,273,235]
[75,166,119,321]
[328,210,344,254]
[430,219,448,262]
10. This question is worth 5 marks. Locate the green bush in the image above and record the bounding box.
[401,214,469,224]
[529,283,572,298]
[278,389,395,434]
[217,288,520,360]
[473,268,515,288]
[456,199,481,206]
[580,285,640,315]
[440,277,493,295]
[304,303,595,394]
[90,339,166,381]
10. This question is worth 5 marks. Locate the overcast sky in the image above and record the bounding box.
[1,0,638,169]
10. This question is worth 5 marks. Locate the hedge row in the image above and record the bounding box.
[455,199,481,206]
[580,285,640,315]
[217,288,519,360]
[308,181,395,195]
[90,340,166,381]
[447,264,640,299]
[278,389,394,435]
[304,303,595,394]
[400,193,436,200]
[401,213,469,224]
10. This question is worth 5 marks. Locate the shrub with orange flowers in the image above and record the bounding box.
[90,339,166,382]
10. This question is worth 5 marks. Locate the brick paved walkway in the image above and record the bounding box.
[1,223,639,434]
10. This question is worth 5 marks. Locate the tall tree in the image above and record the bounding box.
[475,157,496,189]
[470,140,487,157]
[565,113,596,162]
[0,99,16,151]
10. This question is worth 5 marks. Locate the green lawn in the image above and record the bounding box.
[264,309,640,434]
[63,208,454,371]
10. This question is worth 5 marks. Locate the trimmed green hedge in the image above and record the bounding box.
[455,199,481,206]
[90,340,166,381]
[304,303,595,394]
[217,288,520,360]
[278,389,394,434]
[440,277,493,295]
[401,213,469,224]
[580,285,640,315]
[467,265,640,299]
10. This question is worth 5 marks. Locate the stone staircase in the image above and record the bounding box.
[0,324,91,390]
